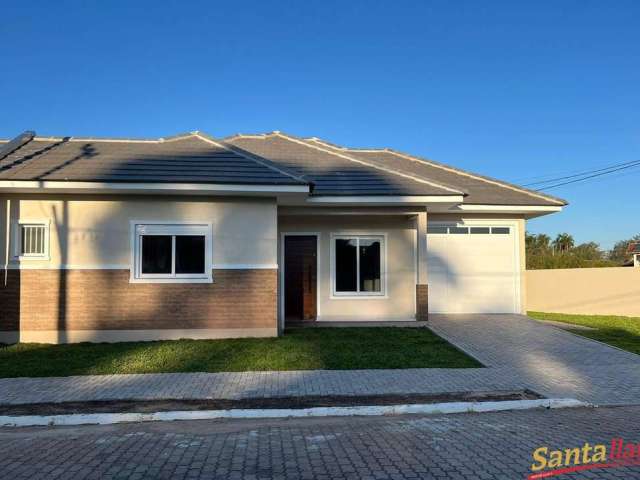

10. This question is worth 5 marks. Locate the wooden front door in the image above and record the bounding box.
[284,235,317,323]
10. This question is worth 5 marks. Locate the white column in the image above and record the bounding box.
[4,198,10,286]
[416,209,428,285]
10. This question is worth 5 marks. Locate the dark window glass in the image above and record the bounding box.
[175,235,206,274]
[20,227,28,254]
[470,227,490,234]
[335,239,357,292]
[492,227,510,234]
[449,227,469,234]
[359,239,381,292]
[427,226,448,234]
[141,235,172,274]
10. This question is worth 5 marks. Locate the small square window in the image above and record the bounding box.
[470,227,491,234]
[132,223,211,283]
[14,221,49,259]
[491,227,510,234]
[448,227,469,234]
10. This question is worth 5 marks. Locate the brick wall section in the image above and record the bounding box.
[416,284,429,321]
[0,269,277,331]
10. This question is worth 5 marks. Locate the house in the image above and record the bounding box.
[0,130,566,344]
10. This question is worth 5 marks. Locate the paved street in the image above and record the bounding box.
[2,406,640,479]
[1,314,639,407]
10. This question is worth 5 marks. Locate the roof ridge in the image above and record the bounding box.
[0,131,36,163]
[300,135,468,195]
[268,132,465,196]
[305,136,566,205]
[224,132,280,141]
[307,137,388,153]
[1,136,70,175]
[181,132,309,186]
[26,132,202,144]
[382,148,567,206]
[217,144,310,186]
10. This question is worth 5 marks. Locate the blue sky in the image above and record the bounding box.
[1,1,638,249]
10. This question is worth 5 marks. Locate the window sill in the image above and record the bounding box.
[330,294,388,300]
[129,276,213,284]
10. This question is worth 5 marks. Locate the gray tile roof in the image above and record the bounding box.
[0,130,566,206]
[225,134,463,197]
[0,133,306,185]
[306,138,567,206]
[226,133,566,206]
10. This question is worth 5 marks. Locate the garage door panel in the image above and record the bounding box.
[427,225,519,314]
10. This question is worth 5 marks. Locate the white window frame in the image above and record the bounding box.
[130,221,213,284]
[13,219,50,260]
[330,233,387,298]
[426,223,511,235]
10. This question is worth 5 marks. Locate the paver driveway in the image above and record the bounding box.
[430,314,640,405]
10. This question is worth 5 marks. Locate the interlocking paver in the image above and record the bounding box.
[0,314,639,407]
[2,407,640,479]
[429,314,640,405]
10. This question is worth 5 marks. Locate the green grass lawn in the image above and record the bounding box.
[0,327,481,378]
[528,311,640,355]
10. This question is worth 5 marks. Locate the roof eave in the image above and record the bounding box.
[454,203,565,218]
[301,194,465,207]
[0,180,310,196]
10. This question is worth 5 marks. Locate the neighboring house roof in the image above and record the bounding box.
[0,130,566,207]
[226,132,566,206]
[0,132,306,186]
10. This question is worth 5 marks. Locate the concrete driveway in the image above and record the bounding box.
[429,314,640,405]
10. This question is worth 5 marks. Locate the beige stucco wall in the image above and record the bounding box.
[279,213,528,322]
[279,215,417,322]
[527,267,640,317]
[1,195,278,268]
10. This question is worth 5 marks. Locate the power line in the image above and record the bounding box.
[536,161,640,191]
[511,159,634,184]
[524,159,640,187]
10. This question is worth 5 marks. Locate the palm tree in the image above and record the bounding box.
[553,233,575,254]
[536,234,552,251]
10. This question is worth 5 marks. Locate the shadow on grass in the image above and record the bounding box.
[567,327,640,356]
[0,328,481,378]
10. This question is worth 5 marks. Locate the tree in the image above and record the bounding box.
[526,233,551,251]
[526,232,616,269]
[572,242,605,260]
[609,234,640,264]
[552,233,575,254]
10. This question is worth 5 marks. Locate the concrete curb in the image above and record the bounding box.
[0,398,588,428]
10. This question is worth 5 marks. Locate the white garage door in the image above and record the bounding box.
[426,224,521,313]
